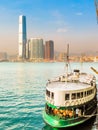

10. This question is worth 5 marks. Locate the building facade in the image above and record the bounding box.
[26,41,29,59]
[58,52,66,62]
[45,40,54,61]
[28,38,44,61]
[18,15,27,59]
[0,52,8,61]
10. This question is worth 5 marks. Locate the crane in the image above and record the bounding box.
[95,0,98,23]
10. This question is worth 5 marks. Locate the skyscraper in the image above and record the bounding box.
[18,15,27,59]
[28,38,44,61]
[45,40,54,61]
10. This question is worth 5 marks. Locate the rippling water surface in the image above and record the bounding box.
[0,62,98,130]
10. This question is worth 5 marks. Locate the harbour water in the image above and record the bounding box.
[0,62,98,130]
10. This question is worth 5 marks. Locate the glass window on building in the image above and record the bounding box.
[65,94,70,100]
[77,93,80,99]
[72,93,76,99]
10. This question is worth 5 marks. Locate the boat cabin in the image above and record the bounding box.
[45,72,96,107]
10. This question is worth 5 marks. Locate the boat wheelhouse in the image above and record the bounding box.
[43,70,97,128]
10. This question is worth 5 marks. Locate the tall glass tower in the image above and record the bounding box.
[45,40,54,60]
[28,38,44,61]
[19,15,27,59]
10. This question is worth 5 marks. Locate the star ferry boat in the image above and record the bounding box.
[43,47,97,128]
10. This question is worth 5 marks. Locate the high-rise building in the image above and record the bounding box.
[58,52,66,62]
[45,40,54,61]
[0,52,8,61]
[18,15,27,59]
[26,41,29,59]
[28,38,44,61]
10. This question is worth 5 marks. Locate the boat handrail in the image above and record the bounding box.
[47,78,93,85]
[80,113,98,118]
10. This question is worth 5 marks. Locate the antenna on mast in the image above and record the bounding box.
[67,44,69,63]
[66,44,69,77]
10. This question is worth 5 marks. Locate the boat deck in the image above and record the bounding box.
[47,72,95,91]
[47,82,92,91]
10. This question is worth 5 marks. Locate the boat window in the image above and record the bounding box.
[46,89,50,97]
[84,91,86,97]
[46,90,48,95]
[63,76,65,78]
[89,90,91,94]
[81,92,83,98]
[91,81,93,86]
[51,92,54,99]
[72,93,76,99]
[65,94,70,100]
[87,89,93,96]
[77,93,80,99]
[87,91,89,95]
[89,89,93,94]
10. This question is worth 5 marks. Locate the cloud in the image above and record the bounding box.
[51,10,63,19]
[75,12,83,16]
[48,20,67,27]
[57,28,68,33]
[50,10,67,28]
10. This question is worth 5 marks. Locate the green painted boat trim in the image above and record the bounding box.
[46,102,80,109]
[43,110,92,128]
[47,102,57,109]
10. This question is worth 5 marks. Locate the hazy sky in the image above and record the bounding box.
[0,0,98,55]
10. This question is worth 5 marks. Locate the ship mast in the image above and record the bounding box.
[66,44,69,77]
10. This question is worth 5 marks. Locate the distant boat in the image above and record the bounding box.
[43,44,97,128]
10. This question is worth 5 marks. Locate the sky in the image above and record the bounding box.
[0,0,98,55]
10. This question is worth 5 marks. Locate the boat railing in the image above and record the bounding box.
[71,90,94,105]
[47,74,94,84]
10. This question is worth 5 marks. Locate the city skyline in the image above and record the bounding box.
[0,0,98,55]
